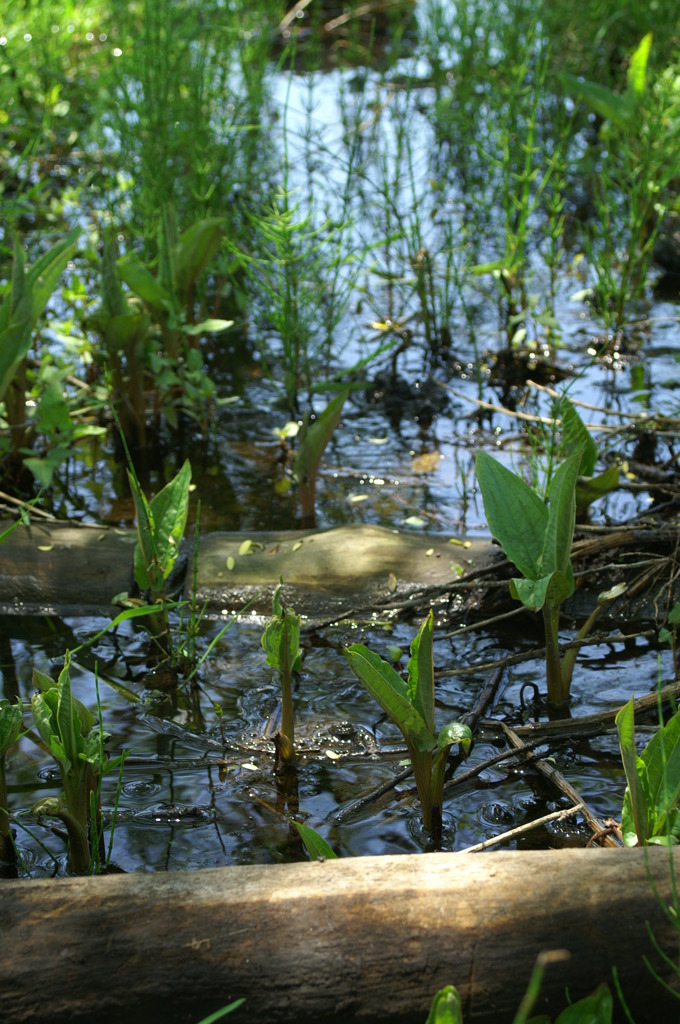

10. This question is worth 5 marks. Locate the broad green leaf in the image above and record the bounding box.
[261,611,301,674]
[475,451,547,580]
[640,707,680,840]
[511,575,551,613]
[554,983,613,1024]
[295,390,348,491]
[616,698,650,845]
[0,699,22,755]
[437,721,472,756]
[293,821,338,860]
[406,611,435,735]
[56,659,83,773]
[26,226,80,320]
[132,460,191,590]
[0,228,79,403]
[626,33,652,103]
[184,318,234,336]
[575,465,620,513]
[129,471,157,592]
[559,397,597,476]
[88,311,150,354]
[345,645,436,753]
[540,451,580,579]
[172,217,225,297]
[425,986,463,1024]
[118,259,172,318]
[562,74,633,129]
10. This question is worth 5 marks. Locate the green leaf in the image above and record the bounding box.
[295,390,348,492]
[511,575,551,613]
[406,611,435,735]
[640,707,680,841]
[345,645,436,753]
[118,259,172,319]
[554,984,613,1024]
[172,217,225,298]
[293,821,338,860]
[575,465,620,513]
[0,699,22,755]
[562,73,634,129]
[540,451,580,580]
[0,228,79,403]
[475,451,547,581]
[132,460,191,591]
[626,32,652,104]
[616,698,650,846]
[26,226,80,321]
[425,986,463,1024]
[559,397,597,476]
[184,318,234,336]
[437,721,472,757]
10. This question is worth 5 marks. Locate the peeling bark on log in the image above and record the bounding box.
[1,849,679,1024]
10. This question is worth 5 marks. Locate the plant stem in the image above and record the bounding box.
[56,805,91,874]
[543,603,567,704]
[0,756,15,864]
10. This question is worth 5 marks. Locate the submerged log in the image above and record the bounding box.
[0,516,675,621]
[0,519,488,617]
[1,848,679,1024]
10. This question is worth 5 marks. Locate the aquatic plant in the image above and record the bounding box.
[116,208,233,436]
[294,820,337,861]
[659,602,680,680]
[0,699,22,863]
[616,695,680,847]
[0,228,80,457]
[345,611,471,841]
[294,389,348,528]
[567,34,680,335]
[31,656,122,873]
[476,448,581,704]
[127,457,192,652]
[261,582,302,765]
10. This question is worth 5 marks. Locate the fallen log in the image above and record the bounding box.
[0,519,488,617]
[1,848,679,1024]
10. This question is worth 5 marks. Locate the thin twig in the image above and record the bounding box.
[498,721,621,847]
[458,804,584,854]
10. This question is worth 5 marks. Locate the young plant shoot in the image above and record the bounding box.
[128,458,192,649]
[31,657,119,873]
[0,699,22,863]
[261,582,302,765]
[345,611,471,842]
[475,450,581,704]
[616,696,680,846]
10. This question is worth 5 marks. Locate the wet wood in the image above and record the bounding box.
[0,518,488,617]
[1,848,679,1024]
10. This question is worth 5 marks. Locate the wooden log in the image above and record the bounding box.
[0,519,487,617]
[1,848,679,1023]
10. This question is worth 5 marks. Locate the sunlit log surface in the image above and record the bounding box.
[2,848,679,1024]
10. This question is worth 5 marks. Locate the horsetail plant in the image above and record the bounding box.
[345,611,471,842]
[261,581,302,765]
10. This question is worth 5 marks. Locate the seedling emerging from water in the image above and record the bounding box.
[0,227,80,453]
[0,699,22,863]
[345,611,471,842]
[128,458,192,648]
[476,450,581,705]
[295,389,348,528]
[261,582,302,765]
[616,696,680,847]
[31,657,118,873]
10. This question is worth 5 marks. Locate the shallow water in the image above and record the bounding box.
[2,3,680,876]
